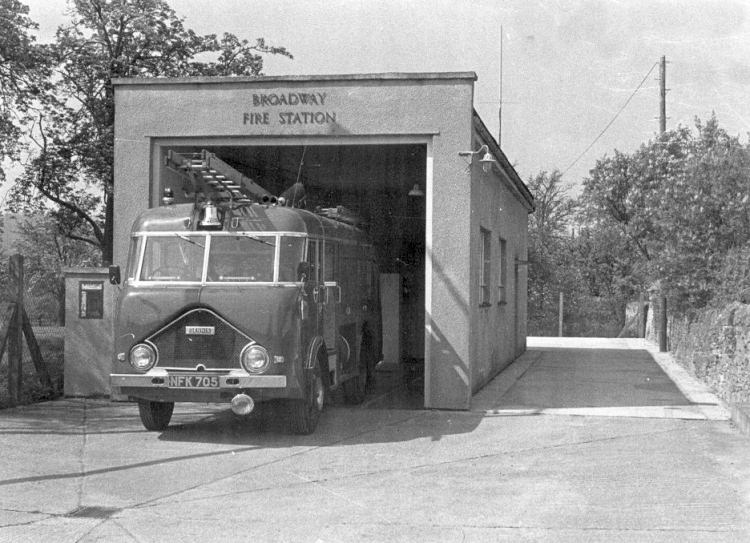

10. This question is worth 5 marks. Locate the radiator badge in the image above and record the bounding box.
[185,326,215,336]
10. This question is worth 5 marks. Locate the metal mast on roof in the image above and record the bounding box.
[498,25,503,147]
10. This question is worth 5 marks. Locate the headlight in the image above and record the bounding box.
[129,343,157,372]
[240,344,270,373]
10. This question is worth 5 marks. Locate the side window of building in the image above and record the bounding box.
[498,237,507,304]
[480,227,491,306]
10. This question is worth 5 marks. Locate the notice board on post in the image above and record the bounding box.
[79,281,104,319]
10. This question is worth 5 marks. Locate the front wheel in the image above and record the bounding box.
[289,359,326,435]
[138,400,174,431]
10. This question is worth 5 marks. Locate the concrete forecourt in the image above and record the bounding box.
[0,338,748,542]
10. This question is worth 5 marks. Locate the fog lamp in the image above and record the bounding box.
[231,394,255,416]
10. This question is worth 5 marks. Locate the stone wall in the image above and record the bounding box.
[657,302,750,404]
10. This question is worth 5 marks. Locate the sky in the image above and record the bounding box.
[21,0,750,192]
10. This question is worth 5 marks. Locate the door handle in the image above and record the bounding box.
[324,282,341,304]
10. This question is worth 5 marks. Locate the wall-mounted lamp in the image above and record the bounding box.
[408,183,424,197]
[458,144,497,173]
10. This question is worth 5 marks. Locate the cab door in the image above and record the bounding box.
[305,238,322,335]
[305,238,336,383]
[322,240,340,383]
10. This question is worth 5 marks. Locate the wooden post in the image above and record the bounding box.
[58,276,66,326]
[657,57,669,351]
[7,255,23,405]
[638,292,646,338]
[558,292,564,337]
[22,309,52,390]
[659,294,668,352]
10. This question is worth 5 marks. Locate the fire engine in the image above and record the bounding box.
[109,151,380,434]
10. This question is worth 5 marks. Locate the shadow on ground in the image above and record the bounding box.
[156,367,443,447]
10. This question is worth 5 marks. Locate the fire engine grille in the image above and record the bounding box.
[148,309,249,370]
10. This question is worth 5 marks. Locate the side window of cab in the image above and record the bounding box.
[306,239,319,283]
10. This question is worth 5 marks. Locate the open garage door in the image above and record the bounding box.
[153,143,427,406]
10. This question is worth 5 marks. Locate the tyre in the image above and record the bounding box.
[289,356,326,435]
[137,400,174,431]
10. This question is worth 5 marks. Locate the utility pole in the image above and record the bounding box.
[659,55,667,134]
[658,55,668,352]
[498,25,503,147]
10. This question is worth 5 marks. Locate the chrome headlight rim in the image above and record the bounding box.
[240,343,270,374]
[129,342,158,373]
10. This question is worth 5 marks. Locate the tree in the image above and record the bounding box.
[11,215,99,324]
[526,170,580,334]
[0,0,49,184]
[579,115,750,314]
[7,0,292,264]
[528,170,576,243]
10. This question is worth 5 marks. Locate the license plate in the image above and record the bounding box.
[185,326,215,335]
[167,375,220,388]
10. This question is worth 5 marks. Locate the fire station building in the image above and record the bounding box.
[112,72,534,410]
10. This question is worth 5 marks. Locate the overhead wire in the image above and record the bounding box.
[562,61,659,176]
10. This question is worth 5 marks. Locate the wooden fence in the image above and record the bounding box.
[2,254,52,406]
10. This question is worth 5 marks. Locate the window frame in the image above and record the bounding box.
[498,237,508,304]
[480,227,492,307]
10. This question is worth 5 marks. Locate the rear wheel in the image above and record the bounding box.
[289,357,326,434]
[137,400,174,431]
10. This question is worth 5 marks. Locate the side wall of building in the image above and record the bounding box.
[469,131,531,393]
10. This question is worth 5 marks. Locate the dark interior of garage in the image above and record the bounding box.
[158,144,427,408]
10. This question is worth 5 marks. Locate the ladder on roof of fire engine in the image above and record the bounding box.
[165,149,274,204]
[316,205,361,226]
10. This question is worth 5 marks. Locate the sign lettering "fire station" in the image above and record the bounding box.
[243,92,337,126]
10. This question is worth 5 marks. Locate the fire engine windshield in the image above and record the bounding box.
[207,234,305,283]
[136,233,305,283]
[207,235,276,282]
[140,234,205,282]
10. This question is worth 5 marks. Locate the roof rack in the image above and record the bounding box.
[165,150,274,204]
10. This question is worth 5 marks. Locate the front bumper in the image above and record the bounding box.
[111,369,287,389]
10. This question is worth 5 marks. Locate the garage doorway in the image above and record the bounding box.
[152,141,428,407]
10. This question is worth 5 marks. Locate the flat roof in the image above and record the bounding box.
[112,72,478,86]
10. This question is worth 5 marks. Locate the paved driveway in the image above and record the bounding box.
[1,338,748,542]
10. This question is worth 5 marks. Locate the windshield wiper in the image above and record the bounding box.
[175,234,205,248]
[237,234,275,247]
